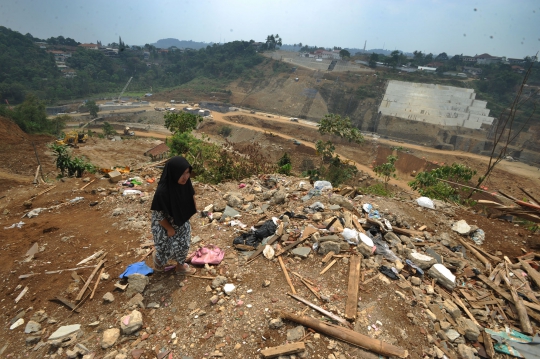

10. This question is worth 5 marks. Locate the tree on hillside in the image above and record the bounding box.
[13,94,52,134]
[339,49,351,59]
[164,112,203,134]
[318,114,363,144]
[436,52,448,61]
[374,155,398,189]
[85,100,99,118]
[369,53,379,68]
[262,34,282,51]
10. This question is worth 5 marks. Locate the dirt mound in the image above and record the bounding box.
[0,116,55,191]
[0,116,27,144]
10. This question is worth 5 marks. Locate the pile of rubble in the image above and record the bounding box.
[5,170,540,359]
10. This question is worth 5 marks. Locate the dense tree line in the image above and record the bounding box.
[0,26,263,104]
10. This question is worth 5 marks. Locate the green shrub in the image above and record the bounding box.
[218,125,232,137]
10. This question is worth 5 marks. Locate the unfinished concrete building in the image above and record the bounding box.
[378,80,494,130]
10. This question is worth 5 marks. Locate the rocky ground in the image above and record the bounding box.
[2,160,540,359]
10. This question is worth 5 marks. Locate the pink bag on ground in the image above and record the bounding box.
[189,245,224,265]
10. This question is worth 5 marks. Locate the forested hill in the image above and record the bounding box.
[0,26,61,103]
[0,27,263,105]
[152,38,212,49]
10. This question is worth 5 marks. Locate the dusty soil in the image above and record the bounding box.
[2,113,540,358]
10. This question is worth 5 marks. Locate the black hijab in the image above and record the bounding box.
[150,156,196,226]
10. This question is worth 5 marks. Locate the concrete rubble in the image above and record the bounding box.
[5,170,540,359]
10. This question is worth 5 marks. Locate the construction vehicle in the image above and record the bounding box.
[55,131,88,147]
[123,126,135,136]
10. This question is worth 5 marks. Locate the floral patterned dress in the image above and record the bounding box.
[151,210,191,267]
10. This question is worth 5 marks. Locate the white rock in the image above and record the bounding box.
[452,220,471,235]
[48,324,81,340]
[428,264,456,290]
[223,283,236,295]
[9,318,24,330]
[263,245,275,260]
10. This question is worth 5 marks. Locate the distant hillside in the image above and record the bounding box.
[153,38,213,49]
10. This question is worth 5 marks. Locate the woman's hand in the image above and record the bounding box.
[167,228,175,237]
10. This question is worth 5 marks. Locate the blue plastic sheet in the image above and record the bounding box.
[119,261,154,278]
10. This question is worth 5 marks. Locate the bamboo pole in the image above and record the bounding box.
[287,294,351,328]
[280,311,408,358]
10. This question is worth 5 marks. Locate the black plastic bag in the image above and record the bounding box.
[379,265,399,280]
[233,220,277,249]
[254,220,277,239]
[233,233,260,248]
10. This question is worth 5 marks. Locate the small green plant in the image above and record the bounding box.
[373,155,398,189]
[218,125,232,137]
[164,112,203,134]
[359,183,392,197]
[409,163,477,203]
[277,153,292,175]
[49,143,94,178]
[102,122,117,136]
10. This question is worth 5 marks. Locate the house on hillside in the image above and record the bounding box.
[512,65,525,74]
[144,143,170,161]
[475,53,502,65]
[462,55,477,63]
[79,43,98,50]
[426,62,444,68]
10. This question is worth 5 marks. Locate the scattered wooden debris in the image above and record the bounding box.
[287,294,351,328]
[280,311,408,358]
[76,250,105,266]
[260,342,305,358]
[14,286,28,303]
[49,297,81,313]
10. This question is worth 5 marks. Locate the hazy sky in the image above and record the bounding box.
[1,0,538,58]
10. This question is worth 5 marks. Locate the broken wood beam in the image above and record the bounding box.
[321,251,335,264]
[260,342,305,358]
[80,179,95,190]
[454,236,491,271]
[345,255,361,320]
[518,258,540,289]
[75,259,106,301]
[280,311,408,358]
[478,274,540,323]
[320,259,337,275]
[287,294,351,328]
[32,165,41,185]
[278,256,296,295]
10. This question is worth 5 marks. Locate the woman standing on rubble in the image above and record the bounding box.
[150,156,197,274]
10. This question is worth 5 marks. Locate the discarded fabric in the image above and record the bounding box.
[69,197,84,203]
[119,261,154,278]
[313,180,332,191]
[189,246,224,265]
[379,266,399,280]
[342,228,359,245]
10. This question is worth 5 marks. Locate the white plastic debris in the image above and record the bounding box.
[69,196,84,203]
[123,189,142,196]
[263,245,275,260]
[26,208,46,218]
[4,221,25,229]
[359,233,374,247]
[416,197,435,209]
[341,228,359,245]
[313,180,332,191]
[10,318,24,330]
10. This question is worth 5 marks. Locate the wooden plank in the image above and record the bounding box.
[90,268,104,299]
[75,259,106,301]
[280,311,408,358]
[32,165,41,184]
[76,250,105,266]
[518,258,540,289]
[321,251,335,264]
[80,179,95,190]
[345,255,361,320]
[482,330,496,358]
[14,286,28,303]
[320,259,337,275]
[278,256,296,295]
[260,342,305,358]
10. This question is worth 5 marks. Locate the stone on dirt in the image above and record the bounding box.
[456,317,480,341]
[101,328,120,349]
[126,274,149,297]
[102,292,115,303]
[408,252,437,270]
[287,326,305,341]
[48,324,81,341]
[452,220,471,235]
[24,320,41,334]
[120,310,143,335]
